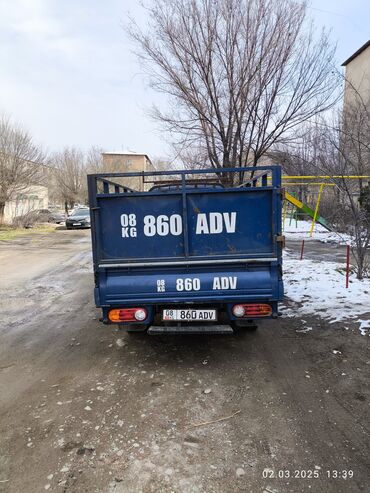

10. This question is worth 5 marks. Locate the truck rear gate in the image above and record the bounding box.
[87,167,284,333]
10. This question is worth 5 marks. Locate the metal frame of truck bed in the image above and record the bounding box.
[87,166,283,327]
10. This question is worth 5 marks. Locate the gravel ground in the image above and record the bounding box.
[0,229,369,493]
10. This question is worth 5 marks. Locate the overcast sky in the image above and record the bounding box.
[0,0,369,158]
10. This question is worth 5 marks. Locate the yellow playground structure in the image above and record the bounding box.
[280,176,370,237]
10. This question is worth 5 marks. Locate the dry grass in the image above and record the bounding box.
[0,224,56,241]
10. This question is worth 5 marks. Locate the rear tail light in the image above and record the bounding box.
[108,308,148,323]
[232,303,272,318]
[134,309,147,321]
[232,304,246,317]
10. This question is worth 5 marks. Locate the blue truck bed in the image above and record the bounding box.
[87,166,284,333]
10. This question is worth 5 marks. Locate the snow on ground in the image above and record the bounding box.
[358,320,370,336]
[283,219,352,245]
[283,249,370,335]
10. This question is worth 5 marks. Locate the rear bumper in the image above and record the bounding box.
[147,325,234,335]
[100,300,280,325]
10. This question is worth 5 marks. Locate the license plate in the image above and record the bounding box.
[73,222,81,226]
[163,309,217,322]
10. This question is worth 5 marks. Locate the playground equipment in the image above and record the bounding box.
[280,175,370,237]
[284,190,331,232]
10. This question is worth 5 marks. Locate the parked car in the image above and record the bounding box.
[40,209,66,223]
[66,208,91,229]
[14,209,65,227]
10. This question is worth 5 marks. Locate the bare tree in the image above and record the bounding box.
[319,99,370,280]
[0,116,45,223]
[129,0,339,182]
[86,146,104,173]
[284,97,370,279]
[150,156,169,170]
[51,148,87,214]
[271,123,323,202]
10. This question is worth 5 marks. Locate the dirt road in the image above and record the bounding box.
[0,230,369,493]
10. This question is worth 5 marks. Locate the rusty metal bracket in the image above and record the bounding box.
[276,235,286,248]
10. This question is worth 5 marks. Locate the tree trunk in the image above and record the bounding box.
[0,202,5,224]
[355,246,365,280]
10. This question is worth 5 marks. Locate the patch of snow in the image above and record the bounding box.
[284,219,352,245]
[358,320,370,336]
[284,251,370,327]
[296,327,313,333]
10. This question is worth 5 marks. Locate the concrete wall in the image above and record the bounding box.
[344,44,370,108]
[3,185,49,223]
